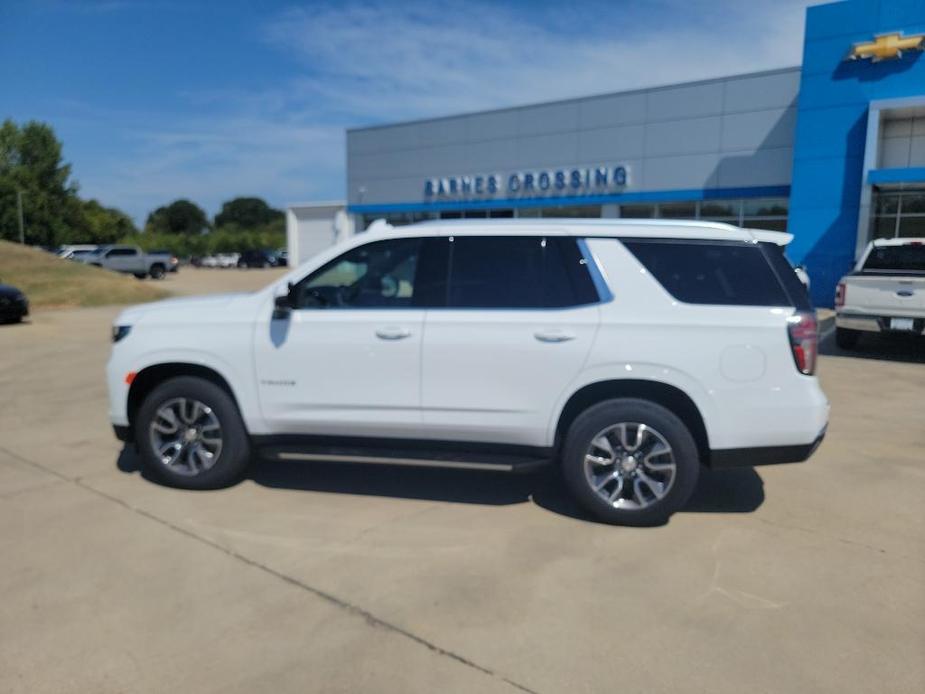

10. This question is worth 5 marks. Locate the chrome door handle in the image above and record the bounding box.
[375,326,412,340]
[534,330,576,343]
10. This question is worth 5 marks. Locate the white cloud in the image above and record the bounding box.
[262,0,816,123]
[76,0,819,223]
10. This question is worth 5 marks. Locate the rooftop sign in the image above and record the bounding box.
[424,165,629,199]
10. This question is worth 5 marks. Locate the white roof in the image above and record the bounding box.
[365,218,793,245]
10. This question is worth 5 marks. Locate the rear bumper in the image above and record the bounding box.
[837,312,925,335]
[709,426,826,469]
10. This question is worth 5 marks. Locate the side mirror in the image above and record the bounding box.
[273,282,294,318]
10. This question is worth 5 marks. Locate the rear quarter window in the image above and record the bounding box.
[622,239,791,307]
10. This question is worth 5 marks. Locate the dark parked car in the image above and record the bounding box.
[0,280,29,324]
[237,249,280,268]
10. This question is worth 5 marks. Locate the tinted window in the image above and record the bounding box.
[862,244,925,274]
[759,242,813,311]
[107,247,137,257]
[548,237,600,307]
[447,236,599,309]
[623,239,790,306]
[294,238,446,309]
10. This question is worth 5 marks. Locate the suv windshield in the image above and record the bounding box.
[861,244,925,274]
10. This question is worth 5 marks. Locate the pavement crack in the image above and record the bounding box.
[0,445,540,694]
[0,479,64,500]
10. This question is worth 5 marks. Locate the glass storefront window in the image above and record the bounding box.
[541,205,602,218]
[619,204,655,218]
[870,188,925,240]
[875,193,901,215]
[899,216,925,238]
[361,196,791,231]
[902,192,925,214]
[742,218,787,231]
[743,198,788,216]
[871,216,897,239]
[657,202,697,218]
[701,201,736,217]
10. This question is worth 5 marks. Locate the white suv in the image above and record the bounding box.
[107,220,829,526]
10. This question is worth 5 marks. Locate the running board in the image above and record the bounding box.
[259,443,551,473]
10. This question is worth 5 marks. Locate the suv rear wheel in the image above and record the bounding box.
[135,376,251,489]
[561,398,699,526]
[149,264,166,280]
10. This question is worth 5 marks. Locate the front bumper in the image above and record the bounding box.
[0,296,28,320]
[709,426,827,469]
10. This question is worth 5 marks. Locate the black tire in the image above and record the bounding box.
[561,398,700,526]
[149,264,166,280]
[133,272,147,280]
[835,326,860,350]
[135,376,251,489]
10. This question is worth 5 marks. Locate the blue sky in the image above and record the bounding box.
[1,0,816,225]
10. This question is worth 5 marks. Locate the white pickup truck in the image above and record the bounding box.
[83,245,173,280]
[835,237,925,349]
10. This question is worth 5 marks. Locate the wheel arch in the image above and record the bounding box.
[554,379,711,465]
[126,362,242,440]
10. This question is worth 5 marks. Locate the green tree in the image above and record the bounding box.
[0,119,81,247]
[72,199,138,244]
[146,199,210,235]
[214,196,283,229]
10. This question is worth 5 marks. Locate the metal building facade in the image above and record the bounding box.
[345,0,925,306]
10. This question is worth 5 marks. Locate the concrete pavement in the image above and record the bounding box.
[1,269,923,693]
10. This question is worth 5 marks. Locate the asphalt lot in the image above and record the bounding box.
[1,268,923,694]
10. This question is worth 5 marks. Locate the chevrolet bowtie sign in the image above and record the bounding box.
[847,32,924,61]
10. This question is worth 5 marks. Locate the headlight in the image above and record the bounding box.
[112,325,132,343]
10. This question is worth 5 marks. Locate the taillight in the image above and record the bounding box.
[787,312,818,375]
[834,281,846,308]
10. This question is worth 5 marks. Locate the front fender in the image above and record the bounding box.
[107,346,265,434]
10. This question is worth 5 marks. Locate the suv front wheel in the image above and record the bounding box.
[561,398,699,526]
[135,376,251,489]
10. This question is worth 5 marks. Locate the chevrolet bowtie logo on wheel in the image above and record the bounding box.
[846,32,925,61]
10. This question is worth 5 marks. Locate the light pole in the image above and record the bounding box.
[16,189,24,244]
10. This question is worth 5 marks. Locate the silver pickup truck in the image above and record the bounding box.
[83,245,173,280]
[835,238,925,349]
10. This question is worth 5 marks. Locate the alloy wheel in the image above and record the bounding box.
[583,422,676,509]
[148,397,223,476]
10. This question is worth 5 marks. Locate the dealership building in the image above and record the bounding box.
[343,0,925,305]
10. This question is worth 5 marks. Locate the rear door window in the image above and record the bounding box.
[447,236,599,309]
[622,239,791,306]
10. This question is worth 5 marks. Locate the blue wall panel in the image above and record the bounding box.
[789,0,925,306]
